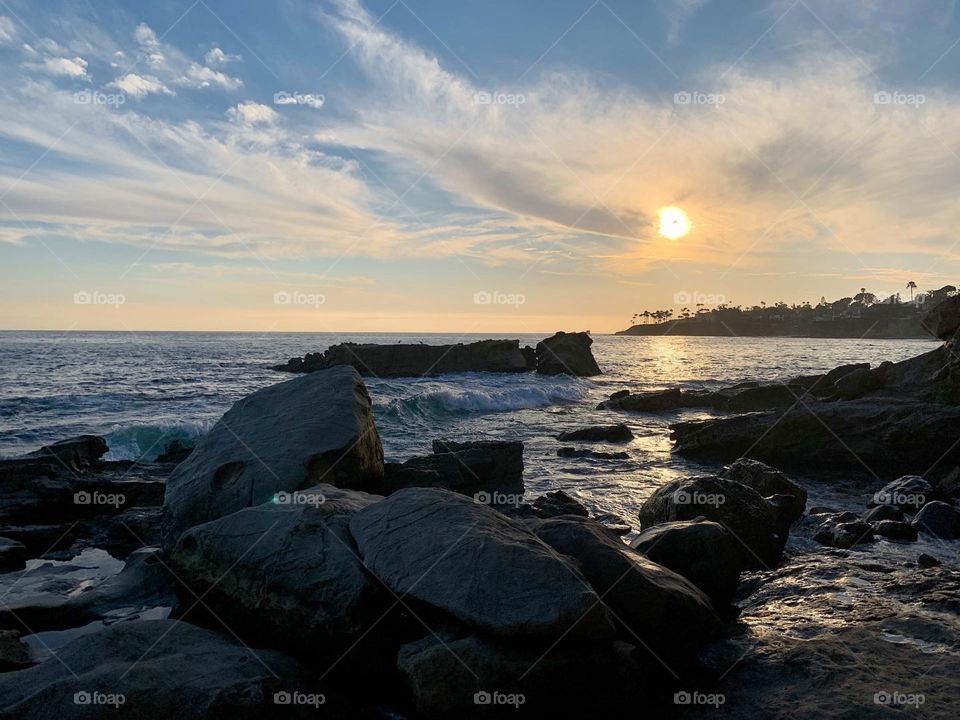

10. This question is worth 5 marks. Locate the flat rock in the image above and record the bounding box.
[556,424,633,442]
[349,487,613,639]
[161,366,384,551]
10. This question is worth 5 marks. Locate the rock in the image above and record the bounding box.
[862,505,905,523]
[530,490,588,518]
[629,520,741,611]
[0,620,348,719]
[556,447,629,459]
[921,294,960,340]
[0,630,30,672]
[638,475,786,569]
[813,519,874,549]
[872,520,918,541]
[598,387,683,411]
[834,367,883,399]
[171,484,389,676]
[556,424,633,442]
[0,539,26,573]
[349,487,613,639]
[918,553,941,568]
[534,332,601,376]
[161,366,384,551]
[824,362,871,385]
[383,441,523,497]
[399,635,630,716]
[527,516,720,660]
[912,501,960,539]
[154,439,193,464]
[719,458,807,523]
[724,383,798,412]
[397,633,644,719]
[521,345,537,369]
[870,476,933,511]
[671,400,960,477]
[24,435,108,471]
[273,339,529,376]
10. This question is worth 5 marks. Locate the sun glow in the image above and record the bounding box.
[657,206,692,240]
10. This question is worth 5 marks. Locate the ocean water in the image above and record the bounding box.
[0,331,937,529]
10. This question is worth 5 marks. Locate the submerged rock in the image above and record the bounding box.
[273,338,529,376]
[556,447,629,459]
[349,487,613,639]
[556,424,633,442]
[161,366,384,551]
[534,332,601,376]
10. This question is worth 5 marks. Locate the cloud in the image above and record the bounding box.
[131,22,243,91]
[29,55,89,79]
[180,62,243,90]
[227,101,279,125]
[107,73,174,99]
[0,16,16,45]
[204,47,241,66]
[659,0,710,43]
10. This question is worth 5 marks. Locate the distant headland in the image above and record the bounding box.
[616,284,956,339]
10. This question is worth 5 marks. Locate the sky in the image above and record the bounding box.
[1,0,959,333]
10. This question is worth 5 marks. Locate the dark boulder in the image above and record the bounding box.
[383,441,523,497]
[719,458,807,523]
[824,362,871,385]
[155,439,193,464]
[629,520,741,611]
[912,501,960,539]
[535,332,601,376]
[556,447,629,459]
[527,516,720,661]
[921,295,960,340]
[638,475,786,569]
[0,538,26,573]
[597,387,683,411]
[871,520,918,541]
[161,366,384,551]
[349,488,613,639]
[863,505,904,523]
[24,435,108,471]
[813,519,874,548]
[870,476,932,511]
[834,367,883,399]
[556,424,633,443]
[530,490,588,518]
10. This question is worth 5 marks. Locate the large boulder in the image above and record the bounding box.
[629,520,741,611]
[869,476,933,512]
[813,518,874,549]
[556,424,633,442]
[383,440,523,497]
[161,366,383,551]
[720,458,807,523]
[638,476,786,569]
[921,295,960,340]
[0,620,348,719]
[597,388,683,412]
[834,367,883,399]
[24,435,108,471]
[527,516,720,660]
[912,501,960,539]
[171,485,388,675]
[535,332,601,376]
[397,633,644,719]
[273,339,529,376]
[349,487,613,639]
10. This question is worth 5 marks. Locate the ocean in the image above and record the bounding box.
[0,331,937,530]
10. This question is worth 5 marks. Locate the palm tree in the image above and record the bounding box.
[907,281,917,302]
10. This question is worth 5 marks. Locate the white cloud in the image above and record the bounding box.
[180,62,243,90]
[226,101,279,125]
[132,23,242,91]
[0,16,16,45]
[29,56,89,79]
[107,73,174,99]
[204,47,241,66]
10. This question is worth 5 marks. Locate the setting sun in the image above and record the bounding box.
[657,206,692,240]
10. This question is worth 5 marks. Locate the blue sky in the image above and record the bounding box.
[1,0,959,331]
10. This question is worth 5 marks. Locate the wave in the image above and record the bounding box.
[103,422,210,462]
[379,383,587,418]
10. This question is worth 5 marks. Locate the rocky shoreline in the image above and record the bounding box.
[0,301,958,718]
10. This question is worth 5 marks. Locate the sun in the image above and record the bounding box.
[657,206,692,240]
